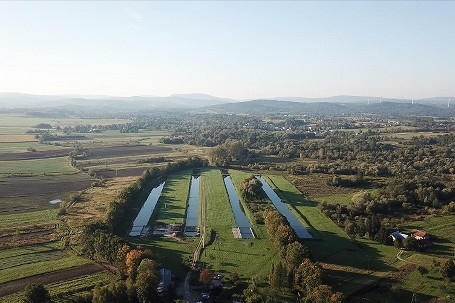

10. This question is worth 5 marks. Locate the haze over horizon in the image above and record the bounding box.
[1,1,454,100]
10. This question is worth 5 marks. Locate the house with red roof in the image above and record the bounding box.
[410,229,432,248]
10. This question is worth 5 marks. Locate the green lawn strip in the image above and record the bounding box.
[0,209,59,229]
[0,241,61,260]
[0,157,78,176]
[0,255,92,284]
[149,171,191,225]
[203,168,237,232]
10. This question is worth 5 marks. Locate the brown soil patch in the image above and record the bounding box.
[0,263,105,296]
[0,135,37,143]
[77,145,172,160]
[0,149,72,161]
[0,175,93,198]
[285,173,357,198]
[63,176,137,227]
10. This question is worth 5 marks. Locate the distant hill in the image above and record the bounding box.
[198,99,351,115]
[0,92,234,112]
[201,99,455,117]
[0,92,453,117]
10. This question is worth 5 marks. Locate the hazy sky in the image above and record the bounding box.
[0,1,454,99]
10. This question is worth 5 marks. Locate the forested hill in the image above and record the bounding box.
[201,99,455,117]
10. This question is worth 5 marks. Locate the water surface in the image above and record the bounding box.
[223,176,254,239]
[256,176,312,238]
[129,182,165,236]
[184,176,200,236]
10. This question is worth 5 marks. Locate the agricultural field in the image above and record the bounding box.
[0,209,59,229]
[0,157,78,176]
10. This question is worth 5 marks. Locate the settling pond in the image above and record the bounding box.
[184,176,200,236]
[256,176,312,239]
[223,176,255,239]
[129,182,165,236]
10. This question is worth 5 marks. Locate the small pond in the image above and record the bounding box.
[129,182,165,236]
[184,176,200,236]
[223,176,255,239]
[256,176,312,239]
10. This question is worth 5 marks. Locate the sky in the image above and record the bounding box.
[0,1,454,100]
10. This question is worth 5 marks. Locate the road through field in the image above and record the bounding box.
[0,263,105,297]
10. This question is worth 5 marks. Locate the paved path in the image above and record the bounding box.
[396,249,419,265]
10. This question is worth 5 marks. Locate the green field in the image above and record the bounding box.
[313,192,355,206]
[151,171,191,225]
[0,255,92,284]
[48,273,112,301]
[0,209,59,229]
[0,157,77,176]
[402,215,455,258]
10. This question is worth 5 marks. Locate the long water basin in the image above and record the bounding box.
[129,182,165,236]
[184,176,200,236]
[223,176,255,239]
[256,176,312,239]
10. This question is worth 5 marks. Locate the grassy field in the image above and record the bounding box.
[0,209,59,229]
[313,192,354,206]
[402,215,455,258]
[0,142,66,153]
[0,157,77,176]
[0,255,92,284]
[150,171,191,225]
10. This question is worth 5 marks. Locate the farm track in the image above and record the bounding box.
[0,263,105,297]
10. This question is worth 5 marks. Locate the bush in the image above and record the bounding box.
[22,284,51,303]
